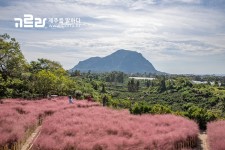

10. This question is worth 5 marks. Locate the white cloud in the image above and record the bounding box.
[162,0,202,4]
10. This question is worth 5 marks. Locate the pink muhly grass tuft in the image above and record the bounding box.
[207,120,225,150]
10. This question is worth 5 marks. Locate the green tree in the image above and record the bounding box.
[151,104,172,114]
[30,58,64,74]
[0,33,27,80]
[136,80,140,91]
[101,84,106,93]
[146,80,151,87]
[130,102,142,115]
[221,97,225,112]
[158,76,166,92]
[91,81,98,90]
[214,80,219,87]
[186,105,217,130]
[128,78,140,92]
[71,70,80,76]
[117,72,124,83]
[34,70,57,97]
[0,34,28,98]
[0,74,6,97]
[29,58,70,97]
[167,79,174,90]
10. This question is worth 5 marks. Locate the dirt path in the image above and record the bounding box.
[197,131,209,150]
[21,126,42,150]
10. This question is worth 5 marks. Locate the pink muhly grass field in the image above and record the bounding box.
[32,105,199,150]
[207,120,225,150]
[0,97,198,149]
[0,97,100,147]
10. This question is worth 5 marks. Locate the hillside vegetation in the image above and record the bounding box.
[71,71,225,130]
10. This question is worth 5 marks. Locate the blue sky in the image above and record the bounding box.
[0,0,225,74]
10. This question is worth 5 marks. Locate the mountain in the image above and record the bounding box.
[71,49,159,74]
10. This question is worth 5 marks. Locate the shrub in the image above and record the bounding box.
[75,90,83,99]
[130,103,172,115]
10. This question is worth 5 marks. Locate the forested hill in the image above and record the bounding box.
[71,49,159,74]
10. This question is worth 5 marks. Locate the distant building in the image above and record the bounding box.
[129,77,155,80]
[192,80,221,86]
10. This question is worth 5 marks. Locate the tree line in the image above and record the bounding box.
[0,34,77,99]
